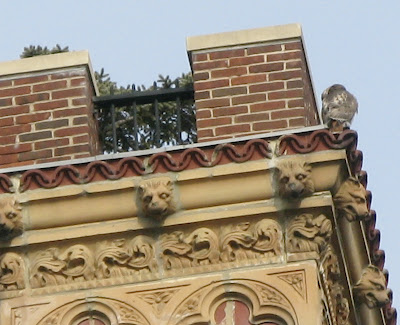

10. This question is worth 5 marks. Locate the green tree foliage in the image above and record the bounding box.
[20,45,69,58]
[20,45,196,152]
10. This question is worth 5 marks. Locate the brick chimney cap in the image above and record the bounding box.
[186,23,302,53]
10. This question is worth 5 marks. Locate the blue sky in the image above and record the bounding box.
[2,0,400,309]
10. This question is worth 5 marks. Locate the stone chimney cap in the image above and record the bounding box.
[187,23,302,52]
[0,50,98,95]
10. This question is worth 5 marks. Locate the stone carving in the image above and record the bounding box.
[0,197,23,240]
[278,271,305,298]
[287,214,332,254]
[26,218,284,290]
[0,252,25,291]
[353,265,390,308]
[275,159,314,199]
[220,219,282,262]
[138,288,180,315]
[31,245,94,288]
[160,228,219,269]
[138,177,175,220]
[96,236,156,279]
[320,246,350,325]
[334,177,369,221]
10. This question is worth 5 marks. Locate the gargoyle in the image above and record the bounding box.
[0,197,23,241]
[138,178,175,220]
[334,177,369,222]
[275,160,314,199]
[353,265,390,308]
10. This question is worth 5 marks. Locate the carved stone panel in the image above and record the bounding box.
[0,252,25,291]
[287,214,332,254]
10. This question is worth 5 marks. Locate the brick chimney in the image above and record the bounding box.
[0,51,100,167]
[187,24,321,142]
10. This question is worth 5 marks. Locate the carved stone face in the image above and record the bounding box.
[138,178,175,220]
[275,160,314,199]
[353,265,390,308]
[0,197,22,240]
[334,177,369,222]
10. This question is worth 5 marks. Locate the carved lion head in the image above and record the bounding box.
[138,178,175,220]
[275,160,314,199]
[334,177,369,222]
[0,197,23,241]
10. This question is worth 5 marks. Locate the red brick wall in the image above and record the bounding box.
[191,40,320,142]
[0,67,99,167]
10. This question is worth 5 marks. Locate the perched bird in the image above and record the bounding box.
[321,84,358,131]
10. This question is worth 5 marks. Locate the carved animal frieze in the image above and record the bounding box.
[138,177,176,220]
[353,265,390,308]
[275,159,314,199]
[287,214,332,254]
[0,252,25,291]
[0,197,23,241]
[96,236,156,279]
[220,219,282,262]
[30,245,94,288]
[160,227,219,269]
[334,177,369,221]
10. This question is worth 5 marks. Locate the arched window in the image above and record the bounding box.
[214,300,279,325]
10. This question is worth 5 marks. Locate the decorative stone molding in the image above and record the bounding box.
[138,177,176,220]
[334,177,369,222]
[30,245,94,288]
[287,214,332,254]
[277,129,362,175]
[95,236,156,279]
[353,265,391,308]
[25,218,283,291]
[36,297,150,325]
[18,138,272,192]
[0,252,25,291]
[320,246,350,325]
[275,159,314,199]
[220,219,282,262]
[160,227,220,269]
[0,197,23,241]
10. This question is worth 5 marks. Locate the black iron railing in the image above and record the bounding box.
[93,85,196,153]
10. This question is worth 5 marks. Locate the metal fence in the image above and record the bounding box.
[93,85,196,153]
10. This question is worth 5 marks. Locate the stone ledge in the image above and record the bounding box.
[186,23,302,52]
